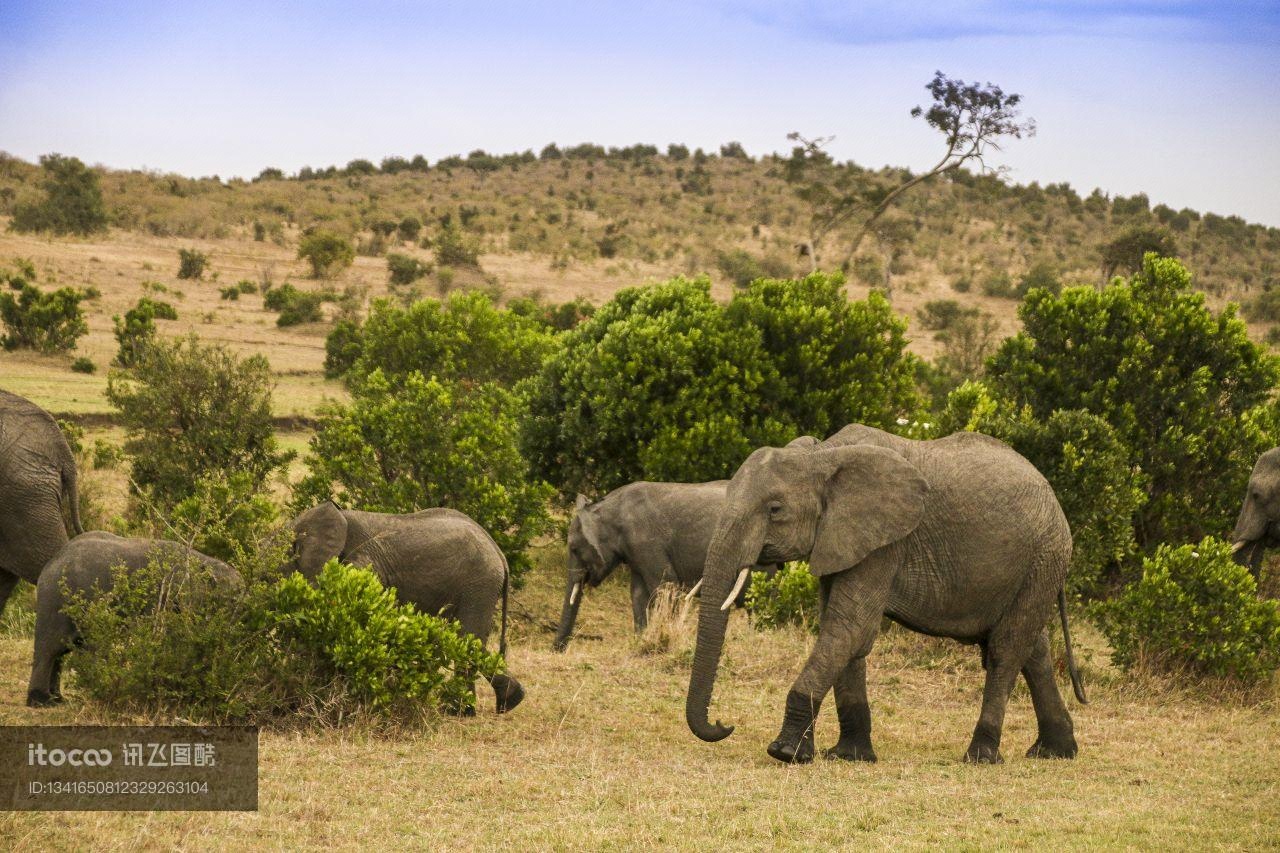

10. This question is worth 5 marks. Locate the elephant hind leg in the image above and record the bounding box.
[1022,629,1077,759]
[28,609,75,707]
[0,569,20,617]
[488,673,524,714]
[824,655,876,762]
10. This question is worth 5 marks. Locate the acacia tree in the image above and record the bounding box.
[786,71,1034,271]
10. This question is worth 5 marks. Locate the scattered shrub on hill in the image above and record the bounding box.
[398,216,422,242]
[1100,226,1177,280]
[988,256,1280,548]
[980,270,1017,298]
[112,297,177,367]
[745,563,819,633]
[71,356,95,374]
[263,283,329,326]
[0,284,87,352]
[1095,537,1280,684]
[1018,259,1061,297]
[297,230,355,278]
[1245,288,1280,323]
[523,276,791,495]
[106,334,292,512]
[506,295,596,332]
[916,299,967,330]
[932,307,1001,390]
[294,370,553,582]
[386,252,432,286]
[714,248,792,289]
[10,154,108,236]
[432,221,481,267]
[337,290,556,390]
[177,248,208,280]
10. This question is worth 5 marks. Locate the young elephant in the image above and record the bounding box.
[28,532,238,707]
[552,481,783,651]
[288,502,523,714]
[686,424,1086,765]
[1230,446,1280,578]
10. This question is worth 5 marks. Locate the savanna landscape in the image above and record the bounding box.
[1,8,1280,847]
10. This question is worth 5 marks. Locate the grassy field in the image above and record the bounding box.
[0,545,1275,850]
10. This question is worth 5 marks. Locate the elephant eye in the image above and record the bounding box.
[768,501,783,517]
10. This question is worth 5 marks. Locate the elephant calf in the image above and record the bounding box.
[1230,446,1280,579]
[553,480,784,651]
[27,532,239,707]
[288,502,524,714]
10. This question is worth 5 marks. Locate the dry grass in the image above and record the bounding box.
[0,545,1276,850]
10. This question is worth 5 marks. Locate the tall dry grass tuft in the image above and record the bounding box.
[633,583,696,660]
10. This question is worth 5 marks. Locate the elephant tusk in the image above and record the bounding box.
[685,578,703,601]
[720,568,751,611]
[1232,540,1250,555]
[569,582,581,605]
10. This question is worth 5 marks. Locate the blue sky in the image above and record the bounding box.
[2,1,1278,224]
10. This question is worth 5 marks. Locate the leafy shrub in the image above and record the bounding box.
[386,252,432,286]
[714,248,791,289]
[1100,227,1176,280]
[166,471,282,563]
[1095,538,1280,684]
[264,283,328,326]
[112,297,177,367]
[1245,289,1280,323]
[297,231,356,278]
[294,370,553,581]
[988,256,1280,548]
[219,285,240,300]
[432,221,481,267]
[10,154,108,236]
[323,317,364,378]
[522,276,791,495]
[237,279,257,294]
[506,295,596,332]
[1018,259,1061,297]
[980,270,1017,298]
[106,334,291,512]
[91,439,123,469]
[745,563,819,633]
[271,560,503,711]
[71,356,95,374]
[0,284,87,352]
[916,299,967,330]
[177,248,208,280]
[338,291,556,390]
[728,273,920,438]
[398,216,422,242]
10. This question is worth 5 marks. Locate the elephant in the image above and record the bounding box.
[28,531,239,707]
[552,480,785,652]
[685,423,1087,765]
[0,389,83,615]
[288,502,523,714]
[1230,447,1280,580]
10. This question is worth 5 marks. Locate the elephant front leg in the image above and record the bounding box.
[824,656,876,762]
[630,572,651,633]
[768,556,894,765]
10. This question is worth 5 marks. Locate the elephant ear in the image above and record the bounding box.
[785,435,820,449]
[575,502,606,562]
[294,501,348,578]
[574,493,591,512]
[809,445,928,577]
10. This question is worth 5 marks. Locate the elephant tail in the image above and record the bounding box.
[61,458,83,536]
[1058,588,1087,704]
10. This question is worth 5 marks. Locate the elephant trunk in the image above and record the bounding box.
[552,568,586,652]
[686,510,764,743]
[1230,497,1269,576]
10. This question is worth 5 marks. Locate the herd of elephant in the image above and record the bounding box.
[3,388,1276,765]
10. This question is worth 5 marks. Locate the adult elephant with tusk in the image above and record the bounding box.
[552,476,797,652]
[686,423,1086,765]
[1229,447,1280,580]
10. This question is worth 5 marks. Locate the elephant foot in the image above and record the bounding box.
[963,741,1004,765]
[26,689,63,708]
[491,674,525,714]
[823,739,877,763]
[767,690,820,765]
[1026,732,1078,760]
[441,697,477,717]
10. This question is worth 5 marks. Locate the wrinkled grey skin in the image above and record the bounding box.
[552,481,783,652]
[0,390,83,614]
[686,424,1086,765]
[1230,447,1280,580]
[288,502,523,714]
[27,532,238,707]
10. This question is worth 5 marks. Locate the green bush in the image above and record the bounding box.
[398,216,422,242]
[988,256,1280,548]
[0,284,87,352]
[71,356,95,374]
[166,471,282,563]
[297,231,356,278]
[10,154,108,236]
[1100,226,1176,280]
[980,270,1017,298]
[386,252,432,286]
[507,295,596,332]
[271,560,503,711]
[264,283,328,326]
[1245,289,1280,323]
[177,248,208,280]
[1095,537,1280,684]
[112,297,177,367]
[338,290,556,390]
[294,370,553,581]
[106,334,292,512]
[714,248,787,289]
[1017,259,1061,297]
[219,285,240,300]
[745,563,819,633]
[916,299,969,331]
[432,221,481,267]
[323,317,364,378]
[522,276,790,496]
